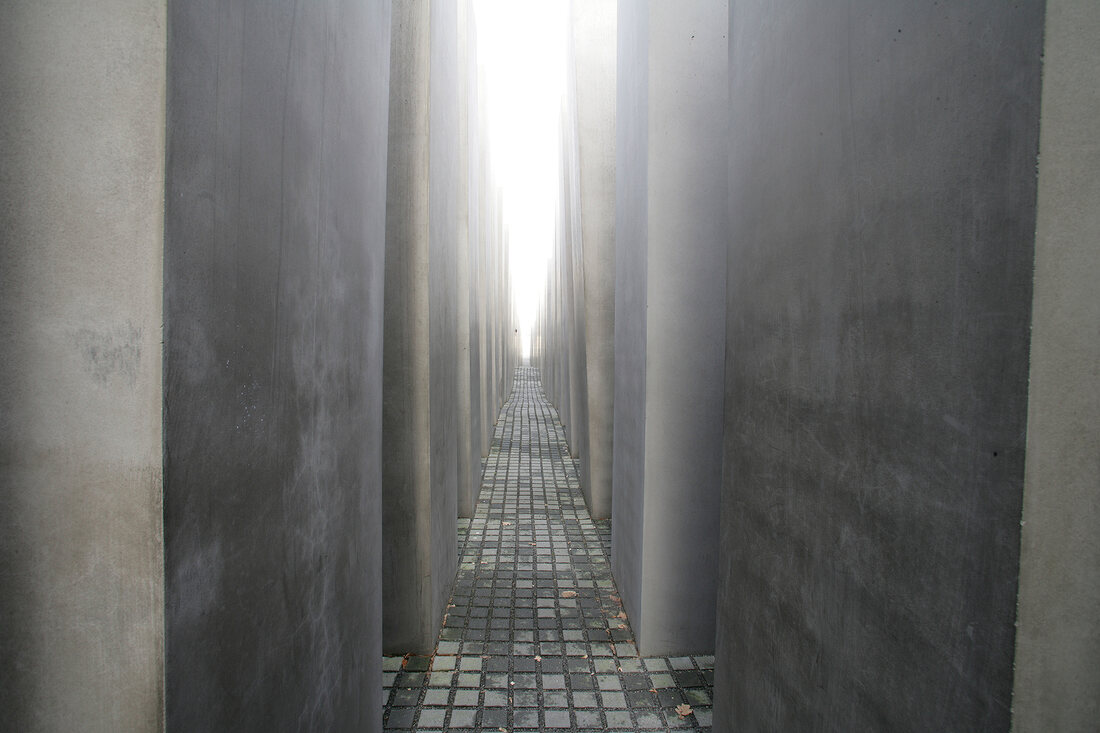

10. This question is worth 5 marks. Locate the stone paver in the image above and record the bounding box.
[383,366,714,731]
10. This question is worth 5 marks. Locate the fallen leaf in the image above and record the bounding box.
[676,703,693,718]
[534,655,542,662]
[617,611,627,620]
[561,590,577,598]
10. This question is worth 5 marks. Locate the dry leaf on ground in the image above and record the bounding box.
[561,590,577,598]
[676,703,693,717]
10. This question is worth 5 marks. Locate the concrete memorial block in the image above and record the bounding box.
[1,2,167,730]
[611,0,728,657]
[573,0,617,521]
[1012,0,1100,728]
[382,0,461,656]
[715,1,1045,729]
[164,1,391,729]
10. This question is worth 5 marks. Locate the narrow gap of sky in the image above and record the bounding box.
[473,0,568,358]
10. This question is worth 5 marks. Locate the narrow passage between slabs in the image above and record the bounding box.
[383,366,715,732]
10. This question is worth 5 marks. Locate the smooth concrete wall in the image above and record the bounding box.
[428,0,461,632]
[537,72,589,475]
[715,2,1043,730]
[468,38,486,465]
[534,0,617,522]
[164,1,390,729]
[611,0,728,656]
[382,0,459,655]
[472,163,515,441]
[1012,0,1100,728]
[472,83,496,460]
[455,0,478,518]
[564,80,590,475]
[466,27,519,472]
[610,0,648,640]
[0,3,166,730]
[573,0,617,520]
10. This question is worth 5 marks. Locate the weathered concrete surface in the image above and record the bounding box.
[573,0,617,520]
[382,0,460,655]
[1012,0,1100,729]
[715,2,1043,730]
[164,1,390,729]
[611,0,728,657]
[0,2,166,731]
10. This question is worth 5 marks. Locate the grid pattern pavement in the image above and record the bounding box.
[383,366,714,732]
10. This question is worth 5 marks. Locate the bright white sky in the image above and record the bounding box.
[472,0,569,357]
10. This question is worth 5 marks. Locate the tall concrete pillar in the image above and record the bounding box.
[611,0,728,656]
[467,49,486,463]
[427,0,461,611]
[1012,0,1100,727]
[455,0,478,518]
[714,2,1044,729]
[163,1,391,728]
[560,93,590,467]
[0,4,166,730]
[472,92,495,458]
[572,0,617,519]
[382,0,460,655]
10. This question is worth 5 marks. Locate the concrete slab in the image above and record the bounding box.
[715,2,1044,729]
[164,1,390,729]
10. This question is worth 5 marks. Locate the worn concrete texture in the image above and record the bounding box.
[382,0,461,655]
[611,0,728,657]
[0,2,166,731]
[715,2,1043,730]
[164,1,390,730]
[1011,0,1100,729]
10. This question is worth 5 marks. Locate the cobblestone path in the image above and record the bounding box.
[383,366,715,731]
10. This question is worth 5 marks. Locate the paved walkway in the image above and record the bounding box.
[383,366,714,732]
